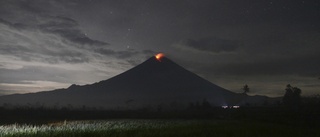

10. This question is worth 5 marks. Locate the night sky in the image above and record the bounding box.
[0,0,319,97]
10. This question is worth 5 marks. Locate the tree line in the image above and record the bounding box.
[241,84,316,108]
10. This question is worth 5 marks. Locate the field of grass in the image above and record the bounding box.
[1,119,319,137]
[1,106,319,137]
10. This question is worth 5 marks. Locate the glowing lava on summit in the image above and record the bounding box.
[155,53,165,62]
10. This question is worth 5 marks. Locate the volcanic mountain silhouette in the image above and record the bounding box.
[0,55,269,109]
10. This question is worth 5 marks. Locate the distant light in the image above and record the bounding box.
[232,106,240,109]
[155,53,165,62]
[222,105,240,109]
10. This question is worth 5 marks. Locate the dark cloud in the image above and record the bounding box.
[71,37,108,46]
[0,18,10,26]
[37,15,109,46]
[0,0,109,47]
[184,37,241,53]
[0,5,156,65]
[1,15,153,67]
[5,0,46,14]
[94,48,116,56]
[0,4,141,65]
[207,55,320,77]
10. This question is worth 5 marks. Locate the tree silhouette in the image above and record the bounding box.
[283,84,301,107]
[242,84,250,95]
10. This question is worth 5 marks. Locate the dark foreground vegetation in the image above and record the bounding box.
[1,105,320,137]
[1,92,320,137]
[1,105,320,126]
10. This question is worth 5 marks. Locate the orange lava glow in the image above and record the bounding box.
[155,53,165,61]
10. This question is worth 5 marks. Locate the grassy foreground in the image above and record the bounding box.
[1,119,319,137]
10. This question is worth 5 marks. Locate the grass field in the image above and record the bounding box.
[1,106,319,137]
[1,119,319,137]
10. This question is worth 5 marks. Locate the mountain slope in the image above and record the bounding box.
[0,55,265,109]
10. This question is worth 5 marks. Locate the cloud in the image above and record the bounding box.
[196,54,320,77]
[183,37,241,53]
[0,16,152,68]
[0,0,110,53]
[0,20,91,64]
[0,0,156,95]
[0,14,152,64]
[0,80,70,95]
[37,15,109,46]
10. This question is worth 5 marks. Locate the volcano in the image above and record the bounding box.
[0,54,266,109]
